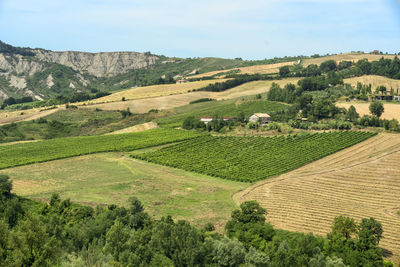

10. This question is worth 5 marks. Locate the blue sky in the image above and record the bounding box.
[0,0,399,59]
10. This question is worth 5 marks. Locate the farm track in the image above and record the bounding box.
[234,133,400,262]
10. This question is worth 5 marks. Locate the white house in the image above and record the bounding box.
[200,117,214,124]
[249,113,271,124]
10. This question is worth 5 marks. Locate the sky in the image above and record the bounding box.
[0,0,399,59]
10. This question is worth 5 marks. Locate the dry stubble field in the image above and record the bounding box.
[234,133,400,262]
[338,102,400,121]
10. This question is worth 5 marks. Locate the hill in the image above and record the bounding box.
[0,41,298,101]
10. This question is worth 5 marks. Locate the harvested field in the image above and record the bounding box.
[189,62,296,79]
[0,107,60,125]
[337,102,400,121]
[302,53,396,66]
[234,133,400,262]
[83,78,298,113]
[86,79,228,104]
[344,75,400,91]
[107,122,158,135]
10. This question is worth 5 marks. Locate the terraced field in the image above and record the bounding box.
[234,133,400,262]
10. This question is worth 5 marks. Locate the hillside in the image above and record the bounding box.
[234,133,400,262]
[0,41,297,101]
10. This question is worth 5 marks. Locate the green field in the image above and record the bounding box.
[133,131,376,182]
[0,153,246,227]
[156,98,288,126]
[0,128,204,169]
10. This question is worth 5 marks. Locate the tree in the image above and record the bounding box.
[331,216,358,240]
[211,238,246,267]
[369,102,384,117]
[346,105,359,122]
[9,215,60,267]
[231,201,267,224]
[358,218,383,250]
[105,220,130,261]
[279,66,291,77]
[0,175,12,199]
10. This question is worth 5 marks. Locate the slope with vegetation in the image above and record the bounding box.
[0,174,391,266]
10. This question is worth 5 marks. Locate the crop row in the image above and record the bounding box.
[133,131,377,182]
[0,128,204,169]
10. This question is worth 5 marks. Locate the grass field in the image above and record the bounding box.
[337,102,400,121]
[234,133,400,262]
[302,53,396,66]
[86,79,228,104]
[134,132,376,182]
[344,75,400,91]
[0,153,246,228]
[0,128,203,169]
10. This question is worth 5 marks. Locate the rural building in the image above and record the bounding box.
[371,94,393,101]
[200,117,237,124]
[200,117,214,124]
[249,113,271,124]
[394,96,400,101]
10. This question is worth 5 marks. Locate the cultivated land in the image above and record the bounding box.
[0,128,203,169]
[134,132,376,182]
[302,53,396,66]
[86,79,229,104]
[337,102,400,121]
[234,133,400,262]
[188,61,297,78]
[0,153,246,228]
[343,75,400,91]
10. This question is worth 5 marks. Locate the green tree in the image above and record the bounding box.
[105,220,131,261]
[346,105,360,122]
[358,217,383,250]
[9,215,60,267]
[279,66,291,77]
[331,216,358,240]
[369,102,384,117]
[211,238,246,267]
[0,175,12,199]
[231,201,267,224]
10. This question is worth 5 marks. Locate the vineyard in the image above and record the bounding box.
[134,131,376,182]
[0,128,203,169]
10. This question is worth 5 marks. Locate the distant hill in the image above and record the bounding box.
[0,41,301,101]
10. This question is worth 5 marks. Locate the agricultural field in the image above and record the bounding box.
[302,53,396,66]
[337,102,400,121]
[0,107,60,125]
[133,131,376,182]
[234,133,400,262]
[0,128,203,169]
[344,75,400,91]
[155,98,288,126]
[0,153,246,228]
[86,79,228,104]
[188,61,297,78]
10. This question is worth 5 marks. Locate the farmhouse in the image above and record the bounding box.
[394,96,400,101]
[249,113,271,124]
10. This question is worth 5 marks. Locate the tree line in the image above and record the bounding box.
[0,175,393,266]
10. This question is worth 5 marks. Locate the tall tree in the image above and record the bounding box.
[369,102,384,117]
